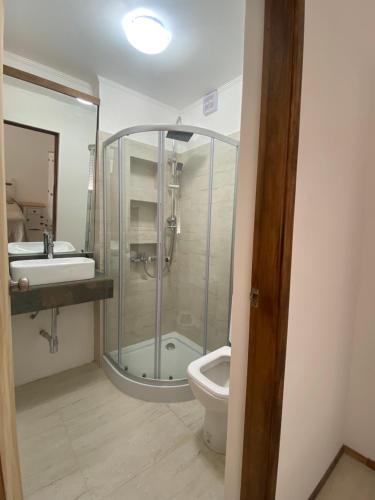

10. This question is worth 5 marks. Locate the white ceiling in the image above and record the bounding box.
[4,0,245,108]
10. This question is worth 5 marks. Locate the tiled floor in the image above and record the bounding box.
[317,454,375,500]
[16,363,225,500]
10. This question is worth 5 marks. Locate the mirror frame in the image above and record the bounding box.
[3,64,100,256]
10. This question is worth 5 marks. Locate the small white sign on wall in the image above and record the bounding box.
[203,89,218,116]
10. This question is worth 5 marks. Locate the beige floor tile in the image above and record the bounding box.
[74,406,192,498]
[16,364,107,414]
[17,407,62,441]
[19,422,78,496]
[317,454,375,500]
[63,390,145,442]
[25,469,88,500]
[168,399,205,433]
[76,493,97,500]
[70,401,168,458]
[105,434,225,500]
[57,378,122,422]
[16,363,224,500]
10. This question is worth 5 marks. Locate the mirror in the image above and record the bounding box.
[4,74,98,253]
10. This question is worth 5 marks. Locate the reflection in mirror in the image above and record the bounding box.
[5,121,57,243]
[3,74,98,253]
[85,143,96,251]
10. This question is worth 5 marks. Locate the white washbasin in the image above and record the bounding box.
[8,241,76,255]
[10,257,95,286]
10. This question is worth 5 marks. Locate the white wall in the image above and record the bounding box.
[4,79,97,251]
[98,76,177,135]
[345,87,375,460]
[12,303,94,386]
[276,1,374,498]
[224,0,264,498]
[98,73,243,139]
[181,76,242,137]
[4,124,54,205]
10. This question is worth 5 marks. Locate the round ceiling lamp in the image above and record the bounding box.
[122,9,172,55]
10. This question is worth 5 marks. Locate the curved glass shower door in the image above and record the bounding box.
[103,125,239,399]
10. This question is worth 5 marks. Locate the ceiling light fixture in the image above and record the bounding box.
[122,9,172,55]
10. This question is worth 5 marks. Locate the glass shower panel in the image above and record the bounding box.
[104,138,120,364]
[159,133,211,380]
[207,140,238,351]
[118,131,159,379]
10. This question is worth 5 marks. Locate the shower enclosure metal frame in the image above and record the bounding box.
[102,124,239,402]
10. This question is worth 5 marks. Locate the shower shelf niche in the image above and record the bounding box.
[128,151,158,249]
[129,233,157,245]
[130,191,157,204]
[129,199,157,245]
[129,155,157,204]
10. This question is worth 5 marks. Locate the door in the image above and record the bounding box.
[0,0,23,495]
[240,0,305,498]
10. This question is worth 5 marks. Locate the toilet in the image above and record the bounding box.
[187,346,230,454]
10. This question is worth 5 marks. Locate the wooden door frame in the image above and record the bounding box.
[4,119,59,238]
[0,2,23,497]
[0,460,5,500]
[241,0,305,499]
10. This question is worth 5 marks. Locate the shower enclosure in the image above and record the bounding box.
[102,125,239,402]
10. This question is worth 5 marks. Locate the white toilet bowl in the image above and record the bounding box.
[187,346,230,454]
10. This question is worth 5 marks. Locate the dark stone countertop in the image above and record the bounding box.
[10,271,113,315]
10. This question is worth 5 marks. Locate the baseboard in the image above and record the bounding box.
[343,445,375,471]
[308,446,345,499]
[308,444,375,499]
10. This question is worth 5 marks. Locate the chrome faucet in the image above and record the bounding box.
[43,230,54,259]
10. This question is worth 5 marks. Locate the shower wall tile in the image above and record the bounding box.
[171,138,237,351]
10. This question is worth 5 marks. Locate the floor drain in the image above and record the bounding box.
[124,366,128,371]
[142,373,147,378]
[166,342,175,350]
[169,375,173,380]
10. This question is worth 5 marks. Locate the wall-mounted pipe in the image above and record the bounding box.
[39,307,59,353]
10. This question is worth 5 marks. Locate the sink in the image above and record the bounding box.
[10,257,95,286]
[8,241,76,255]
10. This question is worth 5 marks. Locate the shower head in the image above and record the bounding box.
[166,130,193,142]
